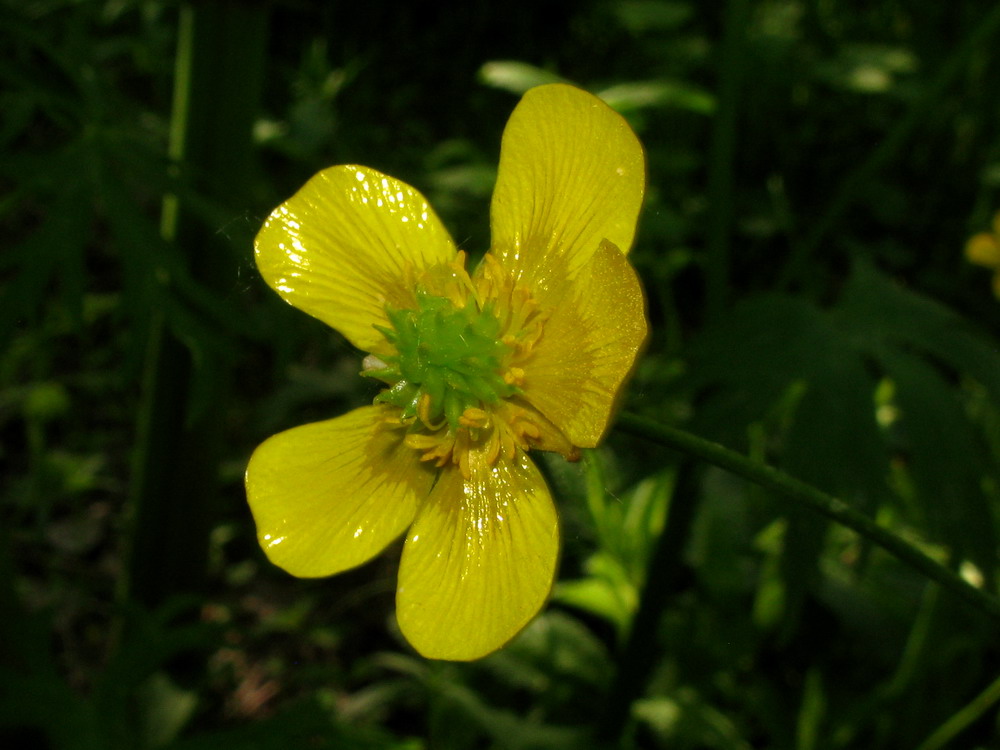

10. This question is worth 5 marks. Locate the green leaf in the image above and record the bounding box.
[834,263,1000,403]
[614,1,693,33]
[686,263,1000,617]
[554,555,636,634]
[687,292,887,505]
[0,148,92,350]
[477,61,566,94]
[135,672,198,749]
[878,348,997,574]
[597,80,715,115]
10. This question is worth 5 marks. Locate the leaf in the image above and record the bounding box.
[135,672,198,749]
[834,263,1000,403]
[0,606,106,750]
[0,147,93,350]
[554,555,636,634]
[477,61,566,94]
[490,611,613,691]
[686,264,1000,614]
[423,668,585,750]
[597,80,715,115]
[877,348,997,574]
[687,292,888,504]
[835,264,1000,579]
[614,1,693,33]
[634,688,755,749]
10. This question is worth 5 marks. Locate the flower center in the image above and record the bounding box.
[363,252,550,476]
[365,288,518,430]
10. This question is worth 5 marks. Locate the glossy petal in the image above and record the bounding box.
[396,448,559,660]
[966,232,1000,269]
[245,405,434,577]
[490,83,645,282]
[522,239,647,447]
[255,165,457,351]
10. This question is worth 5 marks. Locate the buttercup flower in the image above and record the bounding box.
[246,84,647,660]
[966,211,1000,298]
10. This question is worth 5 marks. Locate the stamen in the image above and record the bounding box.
[458,407,489,428]
[365,252,557,475]
[503,367,525,386]
[417,393,446,431]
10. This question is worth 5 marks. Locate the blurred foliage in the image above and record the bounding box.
[3,0,1000,748]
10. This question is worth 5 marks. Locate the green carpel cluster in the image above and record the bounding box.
[365,290,517,429]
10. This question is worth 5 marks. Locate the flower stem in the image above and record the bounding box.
[915,671,1000,750]
[704,0,750,323]
[614,411,1000,623]
[123,1,268,608]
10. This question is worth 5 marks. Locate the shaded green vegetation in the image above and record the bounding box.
[3,0,1000,748]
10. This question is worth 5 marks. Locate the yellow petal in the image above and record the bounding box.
[245,405,434,578]
[522,239,647,447]
[490,83,645,282]
[255,165,457,351]
[396,449,559,660]
[966,232,1000,269]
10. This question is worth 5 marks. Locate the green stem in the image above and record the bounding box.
[880,583,938,699]
[582,450,611,548]
[777,3,1000,290]
[915,671,1000,750]
[123,1,268,608]
[614,412,1000,623]
[704,0,749,323]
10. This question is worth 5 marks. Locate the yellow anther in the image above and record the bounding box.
[456,430,472,479]
[499,423,517,461]
[417,392,446,430]
[405,431,456,468]
[458,407,489,428]
[404,433,436,450]
[382,413,405,427]
[521,421,541,440]
[503,367,525,386]
[479,429,498,466]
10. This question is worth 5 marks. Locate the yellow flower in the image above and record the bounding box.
[966,211,1000,298]
[246,84,647,660]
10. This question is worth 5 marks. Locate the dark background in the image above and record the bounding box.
[3,0,1000,748]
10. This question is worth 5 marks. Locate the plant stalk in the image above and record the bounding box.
[123,1,267,608]
[704,0,749,323]
[615,412,1000,623]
